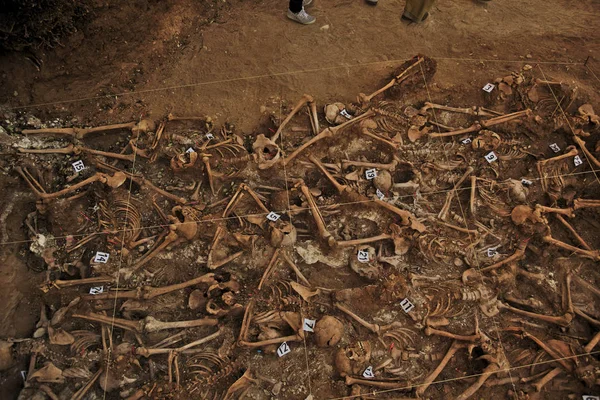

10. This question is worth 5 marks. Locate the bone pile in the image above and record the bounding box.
[3,55,600,399]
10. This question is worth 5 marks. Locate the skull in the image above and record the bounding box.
[252,134,281,170]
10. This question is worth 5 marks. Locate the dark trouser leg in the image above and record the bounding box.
[289,0,303,13]
[403,0,436,22]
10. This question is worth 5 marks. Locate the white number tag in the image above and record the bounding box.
[461,138,472,145]
[376,189,385,200]
[206,133,215,140]
[186,147,195,154]
[365,169,378,180]
[357,250,370,263]
[277,342,291,357]
[20,371,27,381]
[89,286,104,295]
[487,247,498,257]
[340,109,353,120]
[549,143,561,153]
[266,212,281,222]
[303,319,316,332]
[482,83,495,93]
[72,160,85,172]
[583,396,600,400]
[362,366,375,378]
[400,298,415,313]
[485,151,498,163]
[94,252,110,263]
[574,155,583,167]
[521,178,533,186]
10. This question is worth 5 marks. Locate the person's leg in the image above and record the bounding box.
[289,0,303,13]
[403,0,436,22]
[287,0,316,24]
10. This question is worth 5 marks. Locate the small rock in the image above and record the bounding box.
[13,91,18,97]
[523,64,532,71]
[526,54,532,59]
[320,24,330,31]
[26,116,42,128]
[259,105,267,114]
[272,382,282,395]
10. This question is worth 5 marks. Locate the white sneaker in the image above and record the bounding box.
[287,8,316,24]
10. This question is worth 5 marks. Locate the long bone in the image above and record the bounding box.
[207,226,244,270]
[532,367,562,392]
[415,341,468,397]
[358,56,425,103]
[222,183,270,217]
[429,109,531,138]
[424,316,481,342]
[462,238,529,283]
[135,328,222,357]
[438,166,474,221]
[43,276,114,291]
[555,214,592,251]
[456,360,502,400]
[420,102,501,117]
[309,155,424,231]
[573,198,600,210]
[18,144,136,162]
[344,376,412,390]
[542,230,600,260]
[573,135,600,168]
[503,327,573,372]
[334,302,404,335]
[94,160,187,204]
[341,157,400,171]
[131,229,179,272]
[296,180,336,247]
[282,110,375,166]
[73,312,218,334]
[271,94,314,142]
[16,167,126,200]
[534,204,575,218]
[82,273,216,301]
[360,119,403,149]
[497,301,573,327]
[22,121,137,139]
[536,145,579,191]
[71,368,103,400]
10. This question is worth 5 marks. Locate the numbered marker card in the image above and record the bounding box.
[72,160,85,172]
[521,178,533,186]
[277,342,291,357]
[583,396,600,400]
[89,286,104,295]
[266,212,281,222]
[206,133,215,140]
[485,151,498,163]
[400,298,415,313]
[303,318,316,332]
[461,138,472,145]
[574,155,583,167]
[94,252,110,263]
[362,366,375,379]
[339,109,353,120]
[357,250,370,263]
[186,147,195,154]
[482,83,495,93]
[376,189,385,200]
[365,169,378,180]
[549,143,561,153]
[487,247,498,257]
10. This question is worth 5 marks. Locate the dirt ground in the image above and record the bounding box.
[0,0,599,399]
